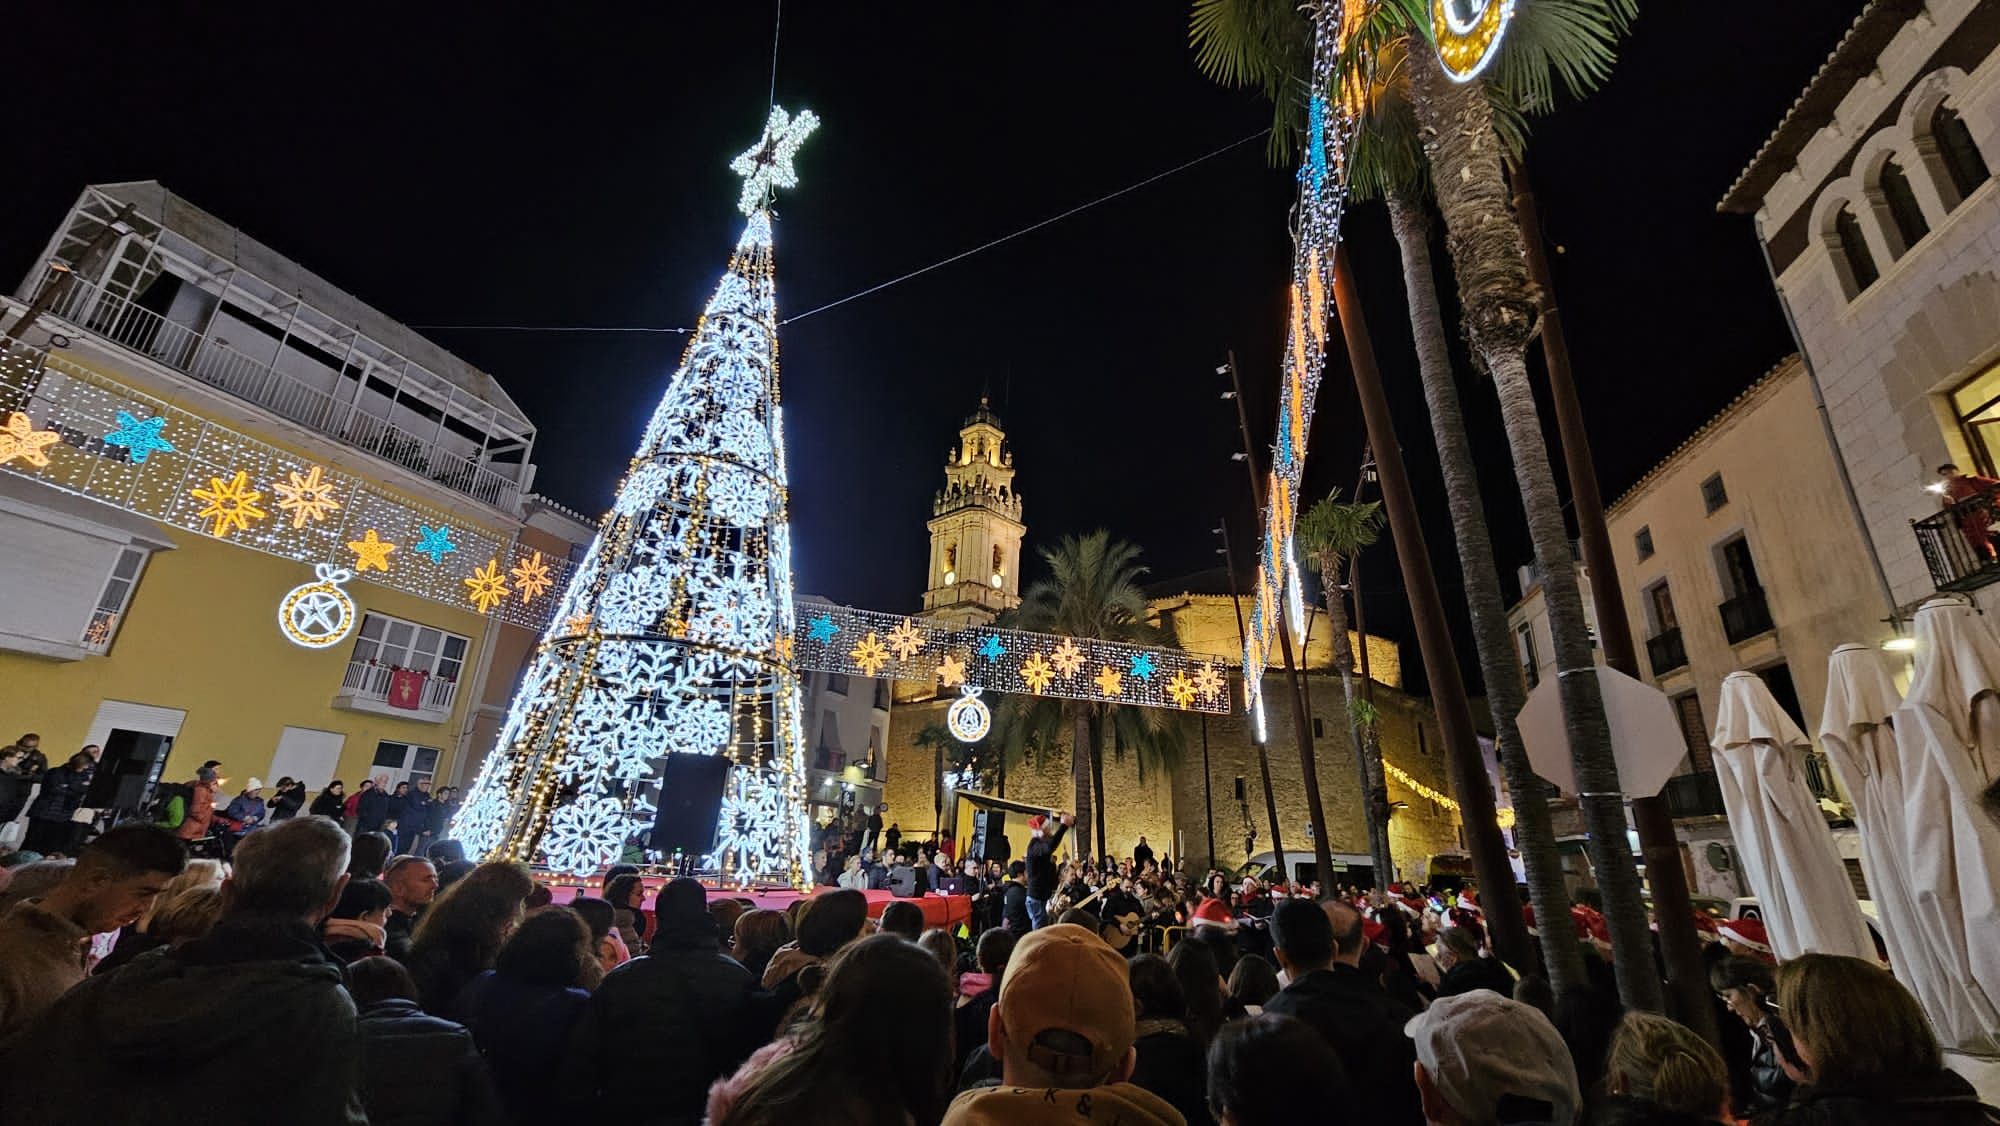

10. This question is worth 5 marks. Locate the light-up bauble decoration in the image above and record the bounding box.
[1432,0,1515,82]
[279,563,358,649]
[947,686,991,744]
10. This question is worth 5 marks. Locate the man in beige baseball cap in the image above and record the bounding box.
[942,923,1184,1125]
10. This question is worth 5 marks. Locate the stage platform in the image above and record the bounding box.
[546,879,974,931]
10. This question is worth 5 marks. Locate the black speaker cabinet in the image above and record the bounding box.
[648,753,731,855]
[88,729,175,813]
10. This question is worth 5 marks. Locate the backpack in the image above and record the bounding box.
[143,781,192,827]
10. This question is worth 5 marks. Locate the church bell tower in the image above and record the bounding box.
[921,397,1024,626]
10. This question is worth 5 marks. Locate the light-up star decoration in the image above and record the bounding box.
[731,105,821,215]
[1128,651,1158,682]
[413,524,458,565]
[0,411,61,468]
[806,613,839,644]
[103,411,174,464]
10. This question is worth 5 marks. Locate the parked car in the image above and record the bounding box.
[1232,851,1377,891]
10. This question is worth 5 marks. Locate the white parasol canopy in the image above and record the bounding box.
[1819,644,1958,1032]
[1891,598,2000,1054]
[1711,671,1875,961]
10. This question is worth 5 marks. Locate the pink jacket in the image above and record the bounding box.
[704,1037,793,1123]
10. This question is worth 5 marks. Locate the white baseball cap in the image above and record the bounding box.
[1405,990,1580,1126]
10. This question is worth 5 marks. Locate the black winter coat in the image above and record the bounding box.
[1131,1020,1212,1126]
[557,921,770,1126]
[1437,954,1516,999]
[1262,965,1422,1126]
[1769,1070,2000,1126]
[356,787,390,831]
[309,790,346,819]
[457,971,591,1126]
[356,998,504,1126]
[27,764,91,822]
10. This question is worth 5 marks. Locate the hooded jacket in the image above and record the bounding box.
[942,1081,1187,1126]
[0,912,367,1125]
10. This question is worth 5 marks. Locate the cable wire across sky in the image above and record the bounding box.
[414,126,1269,338]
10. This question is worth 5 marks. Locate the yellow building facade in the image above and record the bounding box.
[0,182,586,822]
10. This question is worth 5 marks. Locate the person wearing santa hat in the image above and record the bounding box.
[1716,916,1775,964]
[1021,810,1072,930]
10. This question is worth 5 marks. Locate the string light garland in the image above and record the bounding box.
[0,349,580,631]
[793,598,1235,714]
[1243,4,1363,739]
[451,108,822,885]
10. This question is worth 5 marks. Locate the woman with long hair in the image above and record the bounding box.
[306,780,345,819]
[1709,954,1796,1116]
[1770,954,1997,1125]
[607,872,651,953]
[458,906,595,1125]
[708,934,954,1126]
[404,860,534,1017]
[1128,953,1211,1126]
[1167,938,1227,1048]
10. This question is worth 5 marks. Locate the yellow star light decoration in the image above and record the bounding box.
[937,651,967,688]
[1049,637,1085,678]
[885,618,925,662]
[1094,665,1124,698]
[0,411,62,468]
[464,558,510,614]
[1192,661,1224,702]
[1166,670,1197,709]
[511,550,554,602]
[1019,651,1055,694]
[347,529,396,573]
[191,470,268,538]
[850,631,891,677]
[271,465,341,528]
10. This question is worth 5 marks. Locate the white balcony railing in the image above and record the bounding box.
[338,660,459,718]
[35,273,523,511]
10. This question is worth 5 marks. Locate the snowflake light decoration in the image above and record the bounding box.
[1020,651,1055,694]
[271,465,341,528]
[543,794,632,875]
[1193,662,1225,702]
[850,632,891,677]
[191,470,268,538]
[1129,651,1158,682]
[1166,670,1198,709]
[807,614,839,644]
[885,619,924,661]
[511,551,554,602]
[463,559,511,613]
[1050,638,1085,678]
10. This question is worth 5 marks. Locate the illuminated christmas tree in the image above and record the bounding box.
[452,107,820,883]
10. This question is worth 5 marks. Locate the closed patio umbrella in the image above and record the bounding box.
[1711,670,1874,961]
[1820,644,1958,1031]
[1892,598,2000,1054]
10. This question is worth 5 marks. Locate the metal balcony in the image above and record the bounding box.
[334,660,458,723]
[1718,588,1774,644]
[1645,627,1689,674]
[33,274,524,511]
[1913,484,2000,592]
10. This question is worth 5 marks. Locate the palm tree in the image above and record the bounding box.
[1296,490,1395,886]
[1188,0,1642,1002]
[991,531,1188,860]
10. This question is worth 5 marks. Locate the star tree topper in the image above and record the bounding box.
[731,105,820,215]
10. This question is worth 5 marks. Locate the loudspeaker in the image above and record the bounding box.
[888,863,921,897]
[649,753,731,855]
[973,808,1006,861]
[88,729,174,813]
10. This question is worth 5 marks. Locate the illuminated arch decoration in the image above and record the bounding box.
[1432,0,1516,83]
[450,107,820,885]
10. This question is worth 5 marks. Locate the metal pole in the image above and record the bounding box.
[1513,161,1713,1037]
[1201,713,1215,869]
[1217,516,1286,879]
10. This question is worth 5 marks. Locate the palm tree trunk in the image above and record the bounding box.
[1071,708,1093,865]
[1091,719,1111,861]
[1386,188,1584,995]
[1407,48,1661,1012]
[1318,548,1396,887]
[1330,245,1529,972]
[1277,615,1337,893]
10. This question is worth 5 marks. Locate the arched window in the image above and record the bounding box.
[1933,103,1990,202]
[1835,205,1879,293]
[1880,158,1930,252]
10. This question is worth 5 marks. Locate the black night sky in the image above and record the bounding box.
[6,3,1866,694]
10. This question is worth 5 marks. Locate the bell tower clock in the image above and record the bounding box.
[921,397,1024,626]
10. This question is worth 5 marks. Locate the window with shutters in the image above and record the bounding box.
[1673,692,1710,773]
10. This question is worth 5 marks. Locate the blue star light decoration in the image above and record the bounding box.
[976,635,1006,662]
[1129,652,1158,682]
[806,613,839,645]
[103,411,175,463]
[413,524,458,565]
[731,105,821,215]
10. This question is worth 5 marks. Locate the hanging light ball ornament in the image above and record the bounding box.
[278,562,358,649]
[1432,0,1516,82]
[947,685,991,744]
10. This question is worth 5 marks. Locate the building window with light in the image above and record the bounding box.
[1950,361,2000,477]
[81,546,149,654]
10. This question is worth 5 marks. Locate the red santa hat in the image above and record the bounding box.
[1571,905,1611,952]
[1362,917,1387,948]
[1190,897,1237,933]
[1026,814,1048,832]
[1690,911,1720,938]
[1717,916,1773,956]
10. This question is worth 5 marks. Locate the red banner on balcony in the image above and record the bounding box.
[388,668,427,710]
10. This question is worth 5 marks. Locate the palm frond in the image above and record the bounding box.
[1297,489,1385,567]
[1491,0,1634,115]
